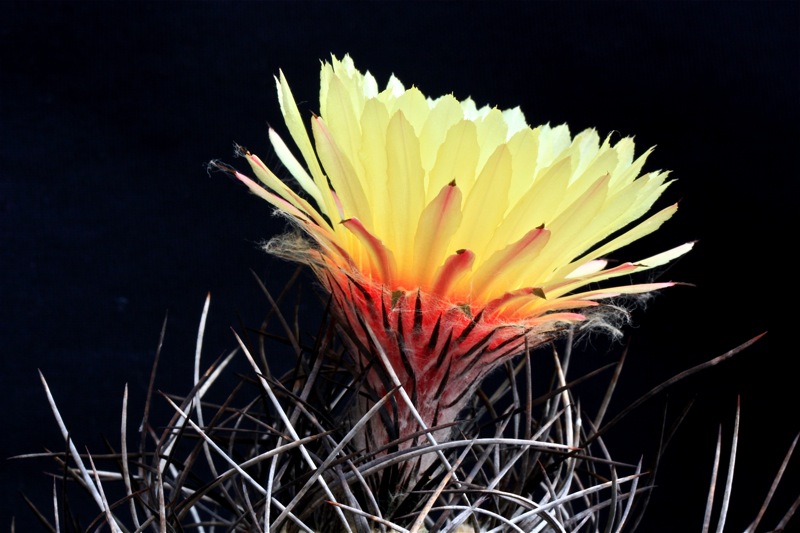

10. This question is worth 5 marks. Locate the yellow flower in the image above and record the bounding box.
[233,54,691,452]
[239,55,689,320]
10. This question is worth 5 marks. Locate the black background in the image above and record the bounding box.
[2,1,798,531]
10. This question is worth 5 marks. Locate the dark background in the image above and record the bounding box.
[2,1,798,531]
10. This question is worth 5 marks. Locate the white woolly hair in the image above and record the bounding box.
[261,227,324,265]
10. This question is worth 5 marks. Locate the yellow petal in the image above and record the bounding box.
[428,119,480,194]
[385,110,426,267]
[474,107,508,169]
[536,123,572,168]
[567,202,680,270]
[323,75,365,179]
[275,71,335,218]
[312,117,372,226]
[268,128,326,212]
[358,98,391,237]
[453,144,513,258]
[470,226,550,301]
[565,259,608,279]
[392,87,429,134]
[418,95,463,182]
[490,154,571,249]
[524,173,611,283]
[506,127,540,204]
[634,241,695,269]
[412,182,463,288]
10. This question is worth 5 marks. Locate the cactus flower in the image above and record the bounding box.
[232,55,691,460]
